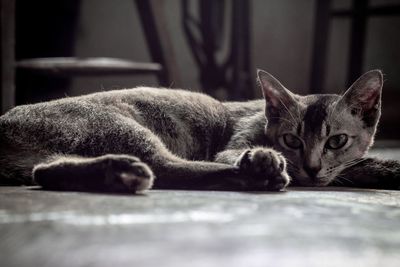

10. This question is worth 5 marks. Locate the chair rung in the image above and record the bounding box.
[331,5,400,17]
[16,57,162,76]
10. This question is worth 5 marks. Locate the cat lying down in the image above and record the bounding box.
[0,69,399,193]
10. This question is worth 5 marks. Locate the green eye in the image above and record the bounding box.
[283,134,302,149]
[326,134,348,149]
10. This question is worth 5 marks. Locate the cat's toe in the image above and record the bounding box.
[103,155,154,193]
[266,170,290,191]
[118,162,154,193]
[238,148,290,191]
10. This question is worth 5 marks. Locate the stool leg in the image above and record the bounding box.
[231,0,253,100]
[134,0,181,88]
[0,0,15,114]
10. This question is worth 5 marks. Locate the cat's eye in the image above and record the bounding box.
[326,134,348,149]
[283,134,302,149]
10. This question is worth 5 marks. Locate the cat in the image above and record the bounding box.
[0,69,399,193]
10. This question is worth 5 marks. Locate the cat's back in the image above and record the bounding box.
[0,87,232,160]
[86,87,233,159]
[80,87,230,131]
[86,87,227,118]
[0,87,227,124]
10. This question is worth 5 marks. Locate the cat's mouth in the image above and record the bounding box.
[313,179,333,187]
[289,173,333,187]
[299,179,332,187]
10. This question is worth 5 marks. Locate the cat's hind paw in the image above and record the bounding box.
[236,148,291,191]
[102,155,154,193]
[34,154,154,194]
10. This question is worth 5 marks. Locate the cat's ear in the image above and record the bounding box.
[257,69,297,117]
[339,70,383,126]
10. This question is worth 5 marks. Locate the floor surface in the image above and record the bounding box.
[1,147,400,267]
[1,187,400,267]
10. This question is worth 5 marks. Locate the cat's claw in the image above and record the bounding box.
[236,148,291,191]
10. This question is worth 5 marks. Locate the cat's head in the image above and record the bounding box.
[258,69,383,186]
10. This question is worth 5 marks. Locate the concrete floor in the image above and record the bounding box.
[1,147,400,267]
[1,187,400,267]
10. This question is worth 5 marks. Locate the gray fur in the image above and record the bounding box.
[0,69,398,193]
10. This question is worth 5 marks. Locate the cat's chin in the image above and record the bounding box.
[292,176,333,187]
[313,180,332,187]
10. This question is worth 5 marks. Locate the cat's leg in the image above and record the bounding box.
[29,125,244,191]
[152,160,243,190]
[332,157,400,190]
[22,151,241,192]
[33,154,154,193]
[1,102,283,192]
[214,147,291,191]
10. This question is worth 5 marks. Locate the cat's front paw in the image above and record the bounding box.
[235,148,290,191]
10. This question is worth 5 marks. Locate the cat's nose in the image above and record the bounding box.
[303,164,322,179]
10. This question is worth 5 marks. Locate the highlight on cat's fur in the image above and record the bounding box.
[0,69,399,193]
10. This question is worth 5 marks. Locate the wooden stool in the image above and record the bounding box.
[0,0,180,114]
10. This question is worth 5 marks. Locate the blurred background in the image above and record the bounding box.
[1,0,400,139]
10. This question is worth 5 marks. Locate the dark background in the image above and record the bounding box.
[11,0,400,139]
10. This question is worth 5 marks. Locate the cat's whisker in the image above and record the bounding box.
[334,174,354,185]
[334,179,344,185]
[328,100,345,124]
[286,163,300,171]
[326,159,364,177]
[330,100,360,123]
[286,161,300,170]
[332,175,348,185]
[285,158,295,165]
[293,99,302,126]
[342,158,368,168]
[340,158,364,166]
[278,98,301,126]
[270,117,297,128]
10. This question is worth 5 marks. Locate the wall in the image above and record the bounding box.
[71,0,400,99]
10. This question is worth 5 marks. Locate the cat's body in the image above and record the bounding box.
[0,70,399,192]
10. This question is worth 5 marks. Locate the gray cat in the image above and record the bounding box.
[0,69,399,193]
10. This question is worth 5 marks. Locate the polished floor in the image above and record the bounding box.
[1,147,400,267]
